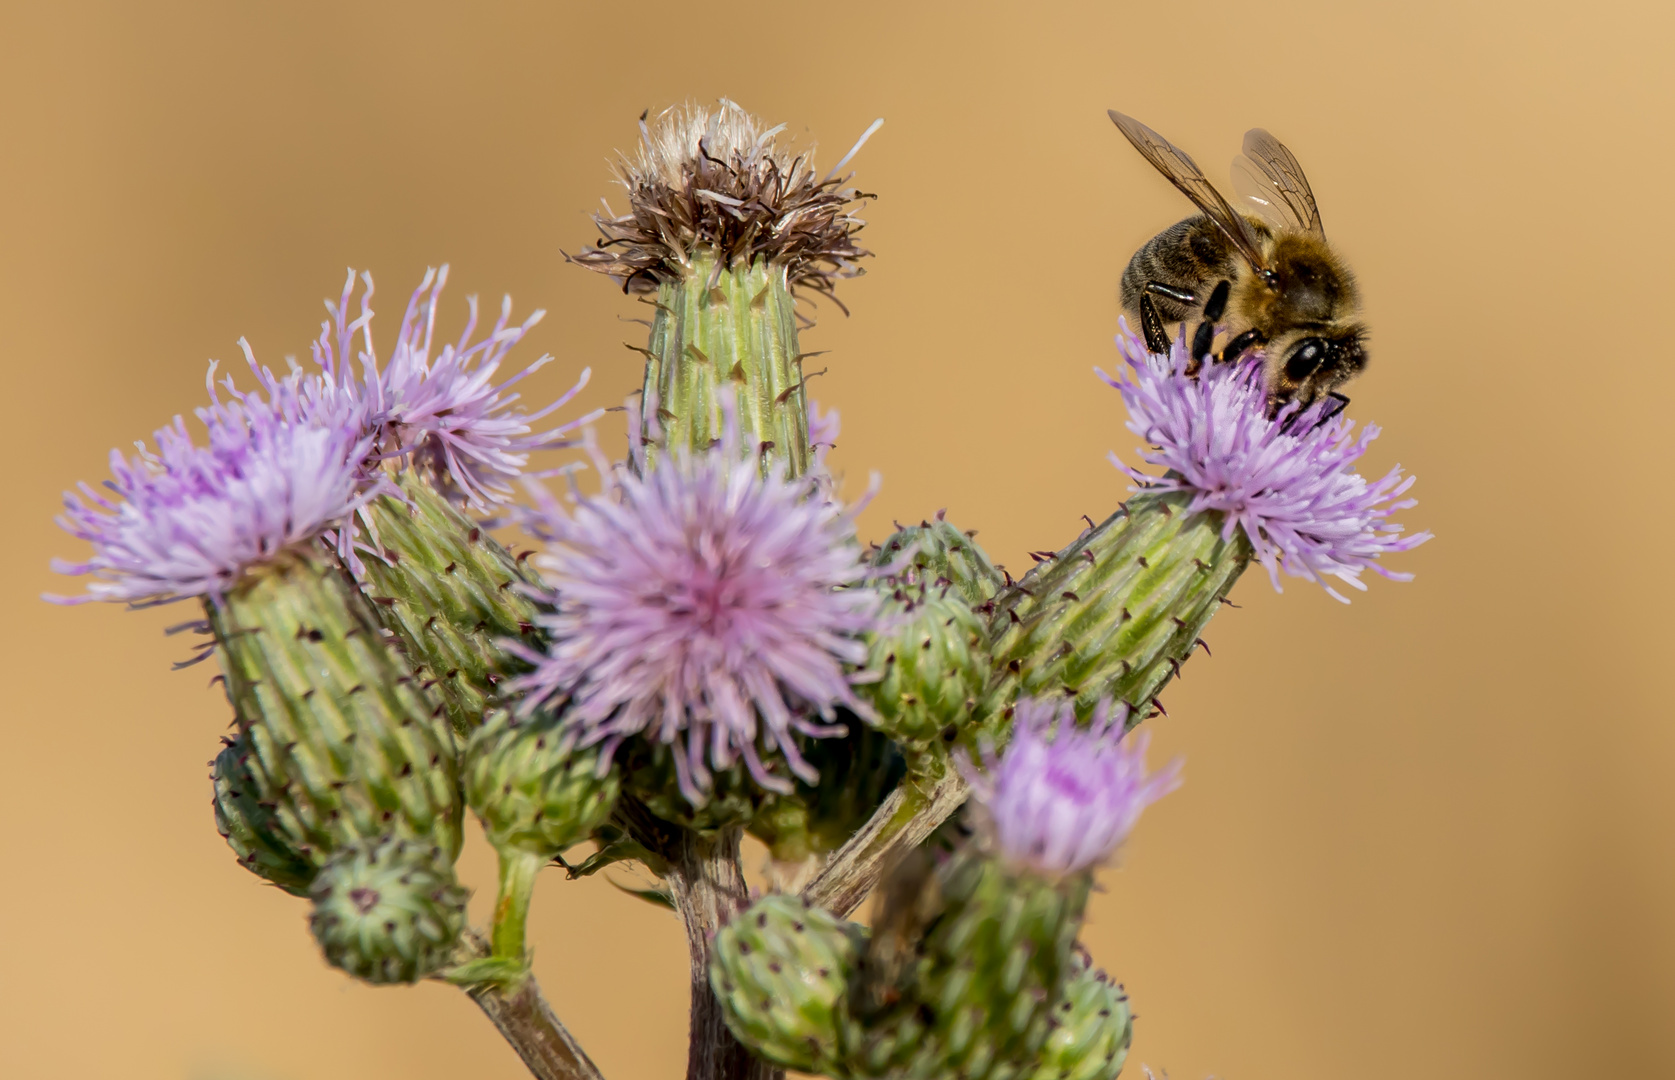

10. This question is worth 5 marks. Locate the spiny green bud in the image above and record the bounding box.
[846,847,1087,1080]
[872,513,1005,608]
[859,573,992,763]
[211,734,315,895]
[308,835,469,985]
[464,710,621,859]
[986,490,1250,722]
[358,472,547,734]
[748,715,906,864]
[1031,952,1133,1080]
[711,893,867,1074]
[208,548,463,864]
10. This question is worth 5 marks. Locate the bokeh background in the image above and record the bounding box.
[4,2,1671,1078]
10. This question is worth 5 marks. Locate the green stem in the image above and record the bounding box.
[492,848,545,965]
[449,931,607,1080]
[641,248,810,477]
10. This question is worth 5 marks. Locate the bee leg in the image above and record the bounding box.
[1321,391,1350,423]
[1219,328,1266,363]
[1190,280,1232,363]
[1137,293,1173,354]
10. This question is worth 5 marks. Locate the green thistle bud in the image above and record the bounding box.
[208,547,463,864]
[359,472,546,734]
[211,734,315,895]
[308,835,469,985]
[872,513,1005,607]
[859,574,992,767]
[986,490,1250,722]
[846,848,1086,1080]
[710,893,866,1074]
[1031,953,1133,1080]
[464,710,620,859]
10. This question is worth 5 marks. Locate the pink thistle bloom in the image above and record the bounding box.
[510,403,882,805]
[232,267,600,512]
[962,698,1181,877]
[47,391,384,607]
[1098,325,1431,603]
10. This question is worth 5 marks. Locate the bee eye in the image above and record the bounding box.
[1285,339,1327,381]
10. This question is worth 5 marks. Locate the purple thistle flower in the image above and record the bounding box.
[509,401,882,805]
[234,267,600,511]
[1098,325,1432,603]
[962,698,1181,877]
[48,390,383,607]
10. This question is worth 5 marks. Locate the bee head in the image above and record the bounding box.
[1269,327,1368,411]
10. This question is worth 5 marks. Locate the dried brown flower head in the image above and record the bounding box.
[570,100,880,307]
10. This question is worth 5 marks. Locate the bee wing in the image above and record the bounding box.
[1108,109,1269,272]
[1233,128,1325,239]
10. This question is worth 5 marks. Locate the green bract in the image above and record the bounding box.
[207,548,464,864]
[987,490,1250,721]
[359,471,547,735]
[640,249,811,478]
[1029,954,1133,1080]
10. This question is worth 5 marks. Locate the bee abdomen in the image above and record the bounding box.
[1120,214,1243,323]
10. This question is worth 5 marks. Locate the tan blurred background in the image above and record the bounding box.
[3,1,1671,1077]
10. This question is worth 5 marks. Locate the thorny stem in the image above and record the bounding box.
[454,932,606,1080]
[616,798,781,1080]
[801,771,970,918]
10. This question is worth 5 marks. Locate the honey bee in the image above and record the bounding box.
[1108,110,1366,414]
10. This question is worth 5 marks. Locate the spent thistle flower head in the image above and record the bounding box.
[1100,326,1431,603]
[570,99,880,304]
[962,698,1181,877]
[510,400,882,805]
[48,390,381,607]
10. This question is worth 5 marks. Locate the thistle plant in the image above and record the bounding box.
[48,99,1428,1080]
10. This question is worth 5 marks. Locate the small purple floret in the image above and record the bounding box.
[1099,326,1431,603]
[510,404,882,804]
[963,698,1181,876]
